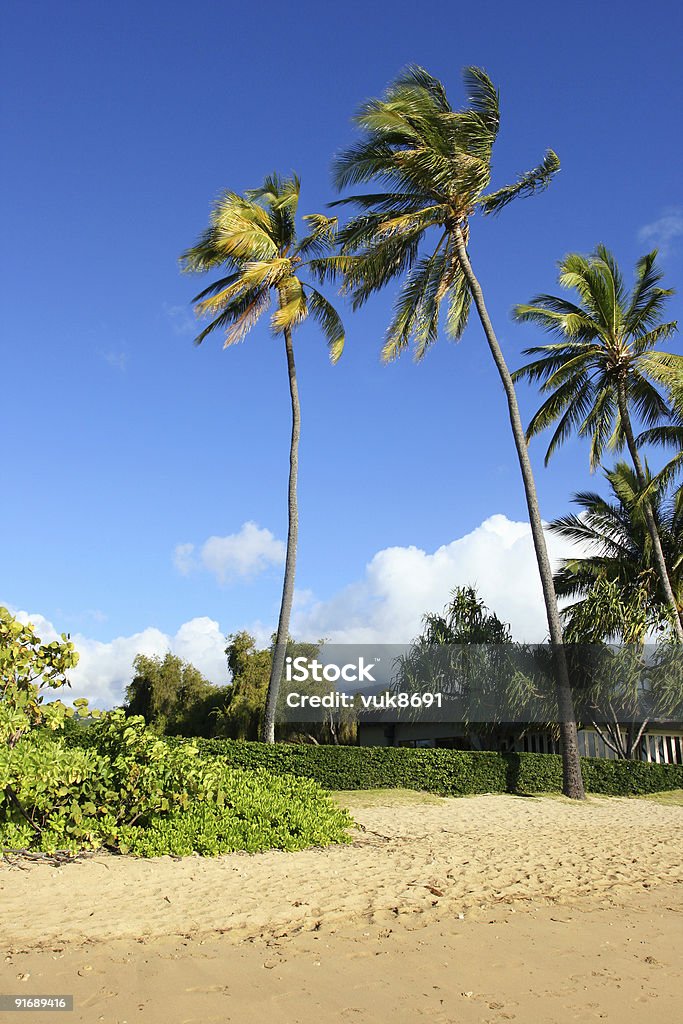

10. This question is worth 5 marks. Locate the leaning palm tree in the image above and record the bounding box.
[181,174,344,742]
[323,65,585,797]
[512,246,683,640]
[550,462,683,640]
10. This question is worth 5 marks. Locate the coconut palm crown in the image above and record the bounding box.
[180,173,345,361]
[512,246,680,469]
[512,246,683,640]
[550,462,683,639]
[320,65,560,360]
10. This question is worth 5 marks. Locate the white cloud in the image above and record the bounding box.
[8,610,230,710]
[164,302,196,336]
[100,350,127,372]
[5,514,588,710]
[172,617,228,682]
[173,542,196,576]
[638,207,683,256]
[174,522,285,584]
[292,514,586,645]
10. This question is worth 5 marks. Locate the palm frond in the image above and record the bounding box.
[383,239,448,361]
[297,214,338,258]
[306,288,345,362]
[479,150,560,215]
[270,278,307,334]
[192,287,270,347]
[461,66,499,135]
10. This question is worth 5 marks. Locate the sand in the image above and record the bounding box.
[1,792,681,1022]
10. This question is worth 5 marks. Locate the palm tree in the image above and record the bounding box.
[323,65,585,797]
[180,174,345,742]
[549,462,683,641]
[512,246,683,641]
[549,465,683,760]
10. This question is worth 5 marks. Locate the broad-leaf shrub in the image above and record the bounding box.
[0,606,82,748]
[117,771,353,856]
[1,712,352,855]
[1,608,352,855]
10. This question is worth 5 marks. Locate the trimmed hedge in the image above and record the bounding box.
[169,737,683,797]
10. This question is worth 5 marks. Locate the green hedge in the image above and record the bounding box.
[169,737,683,797]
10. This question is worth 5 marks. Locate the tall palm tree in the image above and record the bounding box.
[322,65,585,797]
[549,462,683,641]
[512,246,683,641]
[180,174,345,742]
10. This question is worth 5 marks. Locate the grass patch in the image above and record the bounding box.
[635,788,683,806]
[332,788,444,810]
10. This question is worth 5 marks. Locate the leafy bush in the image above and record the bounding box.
[0,731,108,851]
[116,771,353,856]
[0,711,352,856]
[0,606,352,857]
[0,605,82,749]
[166,737,683,797]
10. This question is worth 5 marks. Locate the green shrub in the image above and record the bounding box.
[1,608,351,857]
[117,771,352,856]
[0,712,352,856]
[166,737,683,797]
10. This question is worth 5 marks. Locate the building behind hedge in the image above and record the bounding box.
[357,719,683,765]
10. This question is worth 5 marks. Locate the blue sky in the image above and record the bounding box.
[2,1,682,698]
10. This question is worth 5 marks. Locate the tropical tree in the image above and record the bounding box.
[181,174,345,742]
[550,462,683,641]
[323,65,585,797]
[512,246,683,640]
[392,587,516,737]
[412,586,512,646]
[216,632,352,744]
[549,466,683,760]
[124,652,222,736]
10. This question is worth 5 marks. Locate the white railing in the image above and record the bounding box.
[515,729,683,764]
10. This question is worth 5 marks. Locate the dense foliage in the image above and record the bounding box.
[1,712,353,855]
[168,737,683,797]
[124,652,228,737]
[0,605,82,747]
[0,609,353,856]
[123,632,356,745]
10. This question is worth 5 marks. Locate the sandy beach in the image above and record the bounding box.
[2,792,682,1022]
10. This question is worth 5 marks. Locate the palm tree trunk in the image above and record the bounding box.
[453,226,585,799]
[262,326,301,743]
[616,383,683,641]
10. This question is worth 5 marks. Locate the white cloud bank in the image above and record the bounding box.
[174,521,286,584]
[638,207,683,256]
[7,513,587,710]
[292,514,584,645]
[9,611,229,710]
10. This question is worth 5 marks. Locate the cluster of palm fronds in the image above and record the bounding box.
[512,249,683,642]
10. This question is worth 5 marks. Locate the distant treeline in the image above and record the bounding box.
[122,632,356,745]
